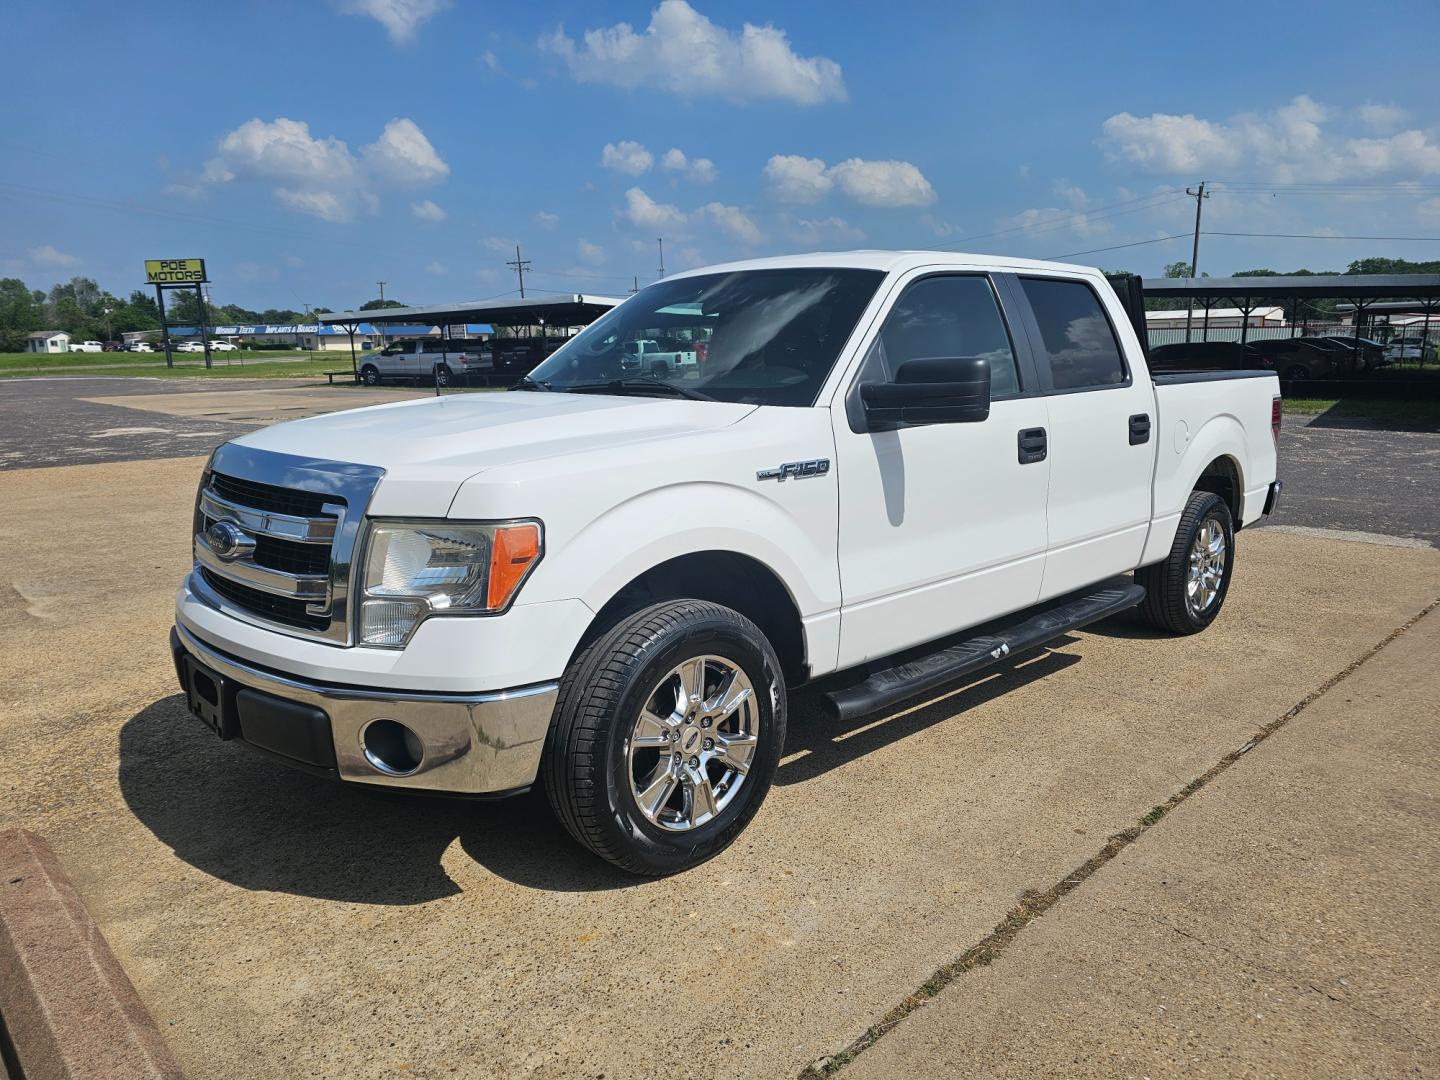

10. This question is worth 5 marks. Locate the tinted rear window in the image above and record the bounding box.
[1020,278,1128,391]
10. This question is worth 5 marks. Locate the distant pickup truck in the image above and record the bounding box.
[359,339,488,387]
[68,340,103,353]
[622,337,700,376]
[171,251,1281,875]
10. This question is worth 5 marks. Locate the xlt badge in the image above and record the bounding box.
[757,458,831,482]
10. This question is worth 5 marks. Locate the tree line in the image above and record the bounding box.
[0,275,413,351]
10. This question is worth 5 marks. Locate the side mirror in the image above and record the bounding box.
[860,356,991,429]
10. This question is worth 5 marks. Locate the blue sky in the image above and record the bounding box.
[5,0,1440,310]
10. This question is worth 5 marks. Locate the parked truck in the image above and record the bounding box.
[172,252,1282,874]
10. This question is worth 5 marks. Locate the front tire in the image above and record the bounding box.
[1136,490,1235,635]
[543,600,786,875]
[360,364,381,386]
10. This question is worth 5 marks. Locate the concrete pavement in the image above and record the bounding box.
[1,454,1437,1078]
[842,604,1440,1079]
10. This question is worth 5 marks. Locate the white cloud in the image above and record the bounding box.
[336,0,450,44]
[29,244,78,268]
[275,188,370,223]
[363,118,449,184]
[661,147,717,184]
[920,214,957,239]
[621,187,686,230]
[763,154,936,207]
[541,0,845,106]
[784,215,866,245]
[533,210,560,229]
[1357,103,1408,133]
[688,157,717,184]
[699,202,763,244]
[1101,95,1440,181]
[763,155,833,203]
[577,238,606,264]
[601,140,653,175]
[426,261,448,274]
[829,159,936,207]
[480,236,516,253]
[411,199,446,221]
[201,116,447,221]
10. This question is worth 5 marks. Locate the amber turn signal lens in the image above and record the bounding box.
[486,523,542,610]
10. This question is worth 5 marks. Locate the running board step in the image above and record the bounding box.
[821,581,1146,722]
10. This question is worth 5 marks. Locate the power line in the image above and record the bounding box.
[1046,234,1192,259]
[1205,230,1440,241]
[944,189,1189,247]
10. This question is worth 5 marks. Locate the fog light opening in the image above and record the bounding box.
[361,718,425,776]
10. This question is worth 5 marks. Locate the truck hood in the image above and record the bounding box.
[231,391,757,515]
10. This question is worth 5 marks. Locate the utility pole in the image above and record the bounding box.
[631,276,639,294]
[657,237,666,278]
[1184,181,1209,343]
[376,281,387,303]
[506,244,531,298]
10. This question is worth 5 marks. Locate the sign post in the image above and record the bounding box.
[144,259,209,370]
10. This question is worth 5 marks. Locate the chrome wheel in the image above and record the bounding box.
[1187,516,1228,616]
[626,655,759,832]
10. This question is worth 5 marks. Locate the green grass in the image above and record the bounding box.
[1282,396,1440,429]
[0,352,350,379]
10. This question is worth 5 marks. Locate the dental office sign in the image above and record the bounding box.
[145,258,208,285]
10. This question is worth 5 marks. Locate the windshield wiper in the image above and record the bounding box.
[567,377,715,402]
[510,374,551,391]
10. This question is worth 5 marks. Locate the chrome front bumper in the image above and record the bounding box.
[172,623,558,795]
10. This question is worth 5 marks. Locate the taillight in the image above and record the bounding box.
[1271,396,1282,446]
[696,342,708,365]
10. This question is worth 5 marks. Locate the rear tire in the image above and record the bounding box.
[1136,490,1234,635]
[543,600,786,876]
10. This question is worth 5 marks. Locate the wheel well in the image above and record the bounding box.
[1194,455,1242,524]
[576,551,808,683]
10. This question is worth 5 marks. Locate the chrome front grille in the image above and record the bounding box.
[190,444,384,645]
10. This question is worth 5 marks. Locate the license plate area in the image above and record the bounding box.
[182,654,237,739]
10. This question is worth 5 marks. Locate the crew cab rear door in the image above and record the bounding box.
[830,270,1051,668]
[1006,273,1158,600]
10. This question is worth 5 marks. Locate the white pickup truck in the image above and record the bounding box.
[69,340,104,353]
[622,337,700,376]
[171,251,1281,874]
[359,339,487,386]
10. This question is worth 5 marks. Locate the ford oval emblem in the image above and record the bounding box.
[205,520,256,561]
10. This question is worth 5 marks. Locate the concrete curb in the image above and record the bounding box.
[0,830,185,1079]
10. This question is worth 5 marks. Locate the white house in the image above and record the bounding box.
[26,330,72,353]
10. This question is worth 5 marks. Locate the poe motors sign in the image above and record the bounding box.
[145,258,208,285]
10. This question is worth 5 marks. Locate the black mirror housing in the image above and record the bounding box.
[860,356,991,428]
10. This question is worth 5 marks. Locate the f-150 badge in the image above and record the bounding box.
[757,458,831,482]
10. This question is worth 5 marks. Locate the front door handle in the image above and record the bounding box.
[1129,413,1152,445]
[1017,427,1047,465]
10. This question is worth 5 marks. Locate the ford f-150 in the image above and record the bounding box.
[171,251,1282,874]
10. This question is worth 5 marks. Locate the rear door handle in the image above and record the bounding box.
[1017,427,1047,465]
[1129,413,1151,445]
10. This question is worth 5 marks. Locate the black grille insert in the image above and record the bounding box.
[201,569,329,631]
[209,472,342,519]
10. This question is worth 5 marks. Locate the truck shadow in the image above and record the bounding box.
[778,644,1082,786]
[122,644,1087,901]
[118,696,637,903]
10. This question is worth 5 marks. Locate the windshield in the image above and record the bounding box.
[527,267,884,406]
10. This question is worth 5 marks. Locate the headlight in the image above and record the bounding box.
[358,521,542,646]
